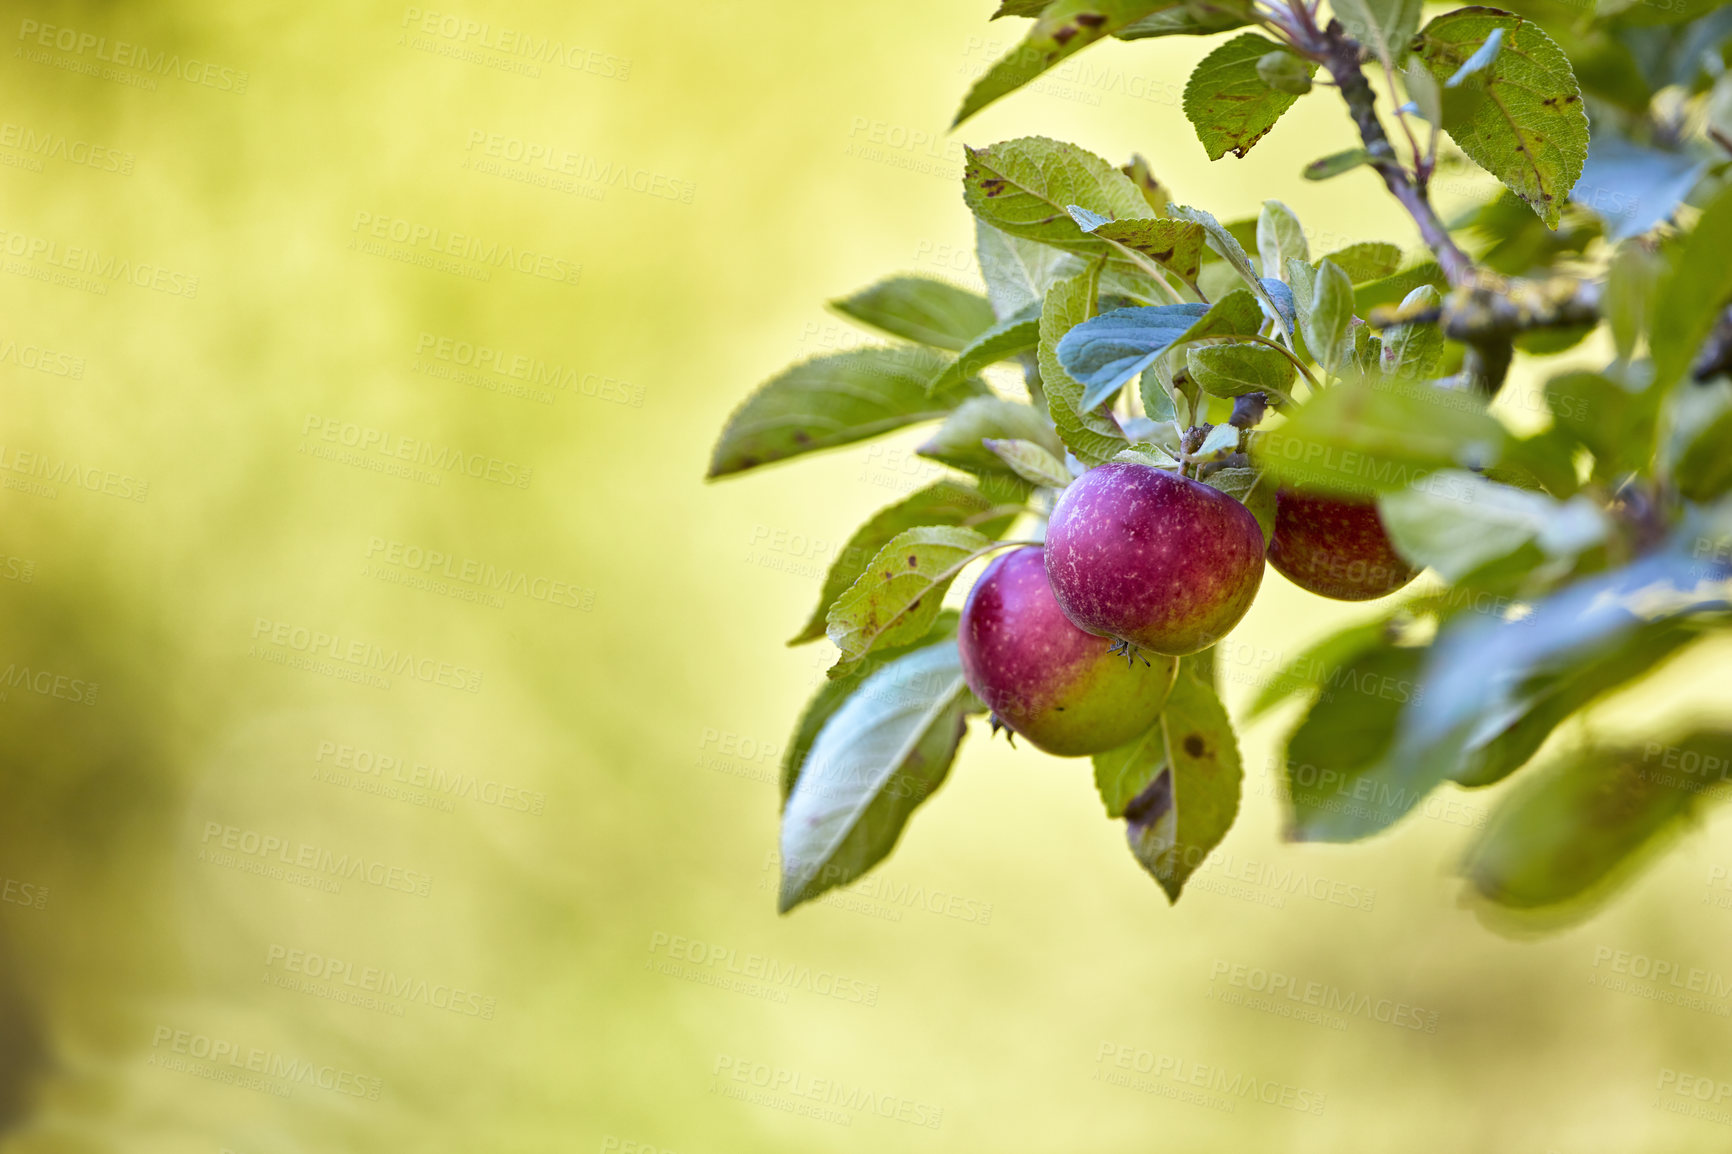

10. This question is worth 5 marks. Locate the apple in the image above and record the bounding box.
[1044,462,1265,655]
[959,546,1175,756]
[1267,488,1419,601]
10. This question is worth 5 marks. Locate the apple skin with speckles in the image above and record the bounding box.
[1268,488,1419,601]
[958,547,1175,757]
[1044,462,1265,656]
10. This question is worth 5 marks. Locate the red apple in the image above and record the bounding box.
[1044,462,1265,655]
[959,546,1175,756]
[1267,488,1419,601]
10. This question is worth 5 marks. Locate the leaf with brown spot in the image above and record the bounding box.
[963,137,1155,260]
[954,0,1181,126]
[1414,8,1587,228]
[1072,212,1207,282]
[789,481,1017,646]
[1182,34,1315,161]
[1132,659,1243,902]
[1093,657,1241,901]
[825,526,994,676]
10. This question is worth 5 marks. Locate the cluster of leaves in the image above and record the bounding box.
[710,0,1732,926]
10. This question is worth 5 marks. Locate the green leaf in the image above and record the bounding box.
[790,482,1014,645]
[1323,242,1404,284]
[1124,660,1244,901]
[1120,154,1171,215]
[954,1,1178,127]
[1377,470,1608,582]
[1543,369,1659,482]
[826,526,994,671]
[1461,735,1729,916]
[1256,50,1313,94]
[1652,182,1732,391]
[1093,722,1167,820]
[1450,620,1698,789]
[1256,377,1511,495]
[1302,259,1355,375]
[1054,302,1213,409]
[1256,201,1308,281]
[1070,210,1208,282]
[1354,261,1446,313]
[963,138,1155,260]
[1403,55,1443,123]
[1171,205,1291,334]
[1667,381,1732,503]
[1377,285,1444,380]
[782,612,960,802]
[1187,342,1296,398]
[1488,426,1581,499]
[1302,148,1372,181]
[1201,466,1275,543]
[1392,554,1732,809]
[830,276,998,351]
[1114,442,1181,469]
[1246,617,1390,719]
[1117,0,1254,38]
[779,642,973,912]
[976,220,1086,321]
[709,347,985,479]
[984,438,1073,487]
[1468,738,1725,914]
[1332,0,1424,68]
[1414,9,1588,227]
[918,396,1063,476]
[927,306,1044,396]
[1603,240,1662,363]
[1040,263,1128,465]
[1282,643,1430,841]
[1444,26,1505,86]
[1182,34,1316,160]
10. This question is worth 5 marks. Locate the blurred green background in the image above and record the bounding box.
[3,1,1732,1150]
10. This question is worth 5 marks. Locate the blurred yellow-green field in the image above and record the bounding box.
[1,1,1731,1150]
